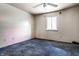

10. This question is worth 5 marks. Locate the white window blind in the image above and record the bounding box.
[46,16,57,30]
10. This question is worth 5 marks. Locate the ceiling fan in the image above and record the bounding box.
[33,3,58,8]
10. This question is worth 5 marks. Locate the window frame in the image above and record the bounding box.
[46,16,58,31]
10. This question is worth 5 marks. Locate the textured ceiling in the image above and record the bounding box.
[9,3,78,14]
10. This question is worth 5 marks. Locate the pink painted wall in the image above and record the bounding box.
[2,21,31,45]
[0,4,34,48]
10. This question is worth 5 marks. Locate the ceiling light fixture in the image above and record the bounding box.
[33,3,58,8]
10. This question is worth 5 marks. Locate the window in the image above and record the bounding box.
[46,16,57,30]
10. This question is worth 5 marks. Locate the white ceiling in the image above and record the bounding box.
[9,3,78,14]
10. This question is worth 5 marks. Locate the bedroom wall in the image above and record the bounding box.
[0,4,34,48]
[35,6,79,43]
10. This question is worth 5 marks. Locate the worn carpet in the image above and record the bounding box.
[0,38,79,56]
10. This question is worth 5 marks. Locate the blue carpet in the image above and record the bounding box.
[0,38,79,56]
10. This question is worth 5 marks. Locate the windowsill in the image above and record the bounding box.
[46,29,58,32]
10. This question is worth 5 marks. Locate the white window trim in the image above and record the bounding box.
[46,16,58,31]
